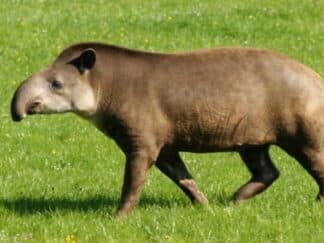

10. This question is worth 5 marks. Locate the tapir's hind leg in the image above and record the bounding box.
[233,145,280,202]
[290,148,324,200]
[156,150,209,205]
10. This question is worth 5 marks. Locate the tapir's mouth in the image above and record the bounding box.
[26,101,42,115]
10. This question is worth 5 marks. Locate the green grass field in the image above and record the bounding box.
[0,0,323,242]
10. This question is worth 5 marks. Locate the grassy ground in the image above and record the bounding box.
[0,0,323,242]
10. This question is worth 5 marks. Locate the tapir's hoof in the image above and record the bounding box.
[194,196,209,206]
[115,210,128,218]
[231,193,251,204]
[232,198,246,204]
[316,194,324,201]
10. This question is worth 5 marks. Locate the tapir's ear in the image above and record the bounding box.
[68,48,96,74]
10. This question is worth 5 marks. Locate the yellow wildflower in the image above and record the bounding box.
[165,235,172,240]
[167,16,173,21]
[65,234,75,242]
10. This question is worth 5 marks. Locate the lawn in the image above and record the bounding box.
[0,0,323,242]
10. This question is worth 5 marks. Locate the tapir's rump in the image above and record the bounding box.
[11,43,324,216]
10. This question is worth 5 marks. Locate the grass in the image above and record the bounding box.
[0,0,323,242]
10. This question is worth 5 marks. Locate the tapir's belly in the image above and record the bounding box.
[165,97,276,152]
[172,114,276,152]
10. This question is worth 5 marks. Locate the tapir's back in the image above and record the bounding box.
[151,48,324,151]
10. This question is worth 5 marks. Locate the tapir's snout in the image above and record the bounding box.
[11,89,26,122]
[10,79,43,122]
[11,89,44,122]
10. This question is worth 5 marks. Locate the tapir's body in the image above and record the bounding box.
[11,43,324,216]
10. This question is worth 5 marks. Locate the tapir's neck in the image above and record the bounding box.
[91,46,156,115]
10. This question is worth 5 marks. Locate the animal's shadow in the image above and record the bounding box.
[0,194,230,215]
[0,195,118,215]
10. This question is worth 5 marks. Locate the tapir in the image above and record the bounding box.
[11,43,324,216]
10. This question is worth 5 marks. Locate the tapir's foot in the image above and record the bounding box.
[115,209,128,218]
[233,146,279,202]
[316,193,324,201]
[179,179,209,205]
[232,181,268,202]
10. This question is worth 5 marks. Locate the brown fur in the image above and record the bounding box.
[11,43,324,216]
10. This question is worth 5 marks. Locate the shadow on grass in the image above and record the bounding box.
[0,194,196,215]
[0,196,118,215]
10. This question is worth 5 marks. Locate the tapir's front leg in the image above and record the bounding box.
[117,151,155,216]
[156,149,208,205]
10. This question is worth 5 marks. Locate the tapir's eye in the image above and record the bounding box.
[50,80,63,90]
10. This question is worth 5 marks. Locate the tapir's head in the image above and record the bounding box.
[11,48,98,121]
